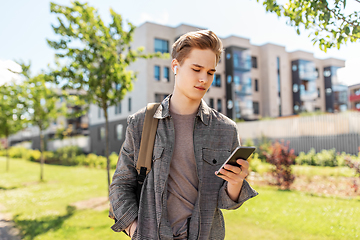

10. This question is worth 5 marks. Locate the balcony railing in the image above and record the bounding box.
[349,94,360,102]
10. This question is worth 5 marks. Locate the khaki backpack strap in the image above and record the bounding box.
[136,103,160,175]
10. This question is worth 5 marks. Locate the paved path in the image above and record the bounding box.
[0,205,21,240]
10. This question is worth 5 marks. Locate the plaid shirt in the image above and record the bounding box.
[109,95,258,239]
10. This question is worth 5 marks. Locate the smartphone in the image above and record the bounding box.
[216,146,256,176]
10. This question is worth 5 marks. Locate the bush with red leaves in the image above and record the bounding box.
[345,155,360,193]
[263,140,296,190]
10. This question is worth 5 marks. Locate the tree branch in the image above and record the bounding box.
[316,24,359,41]
[324,4,359,28]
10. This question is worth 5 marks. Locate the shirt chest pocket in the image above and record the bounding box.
[202,148,230,167]
[202,148,231,186]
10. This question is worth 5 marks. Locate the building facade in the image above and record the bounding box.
[89,22,346,155]
[349,83,360,111]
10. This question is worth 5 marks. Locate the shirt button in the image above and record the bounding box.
[213,159,217,164]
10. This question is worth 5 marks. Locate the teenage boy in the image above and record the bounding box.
[109,30,258,240]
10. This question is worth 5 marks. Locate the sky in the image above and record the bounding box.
[1,0,359,86]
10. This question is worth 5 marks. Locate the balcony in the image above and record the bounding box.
[349,94,360,102]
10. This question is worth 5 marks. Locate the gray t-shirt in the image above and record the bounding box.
[167,111,199,239]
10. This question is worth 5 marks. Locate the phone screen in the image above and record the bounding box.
[216,146,256,176]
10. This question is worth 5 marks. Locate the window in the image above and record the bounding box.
[253,101,259,114]
[115,102,121,115]
[233,53,239,67]
[356,102,360,109]
[209,98,214,108]
[251,56,258,68]
[99,127,105,141]
[326,88,332,96]
[217,99,222,113]
[163,67,169,82]
[227,75,232,84]
[324,70,331,77]
[293,84,299,93]
[154,66,160,81]
[254,79,258,92]
[98,107,101,118]
[212,74,221,87]
[317,88,320,98]
[128,97,132,112]
[315,68,319,78]
[116,124,123,140]
[154,38,169,53]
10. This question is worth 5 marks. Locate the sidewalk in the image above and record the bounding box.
[0,204,21,240]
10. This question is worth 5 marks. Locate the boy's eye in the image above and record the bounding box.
[208,72,214,76]
[192,69,200,72]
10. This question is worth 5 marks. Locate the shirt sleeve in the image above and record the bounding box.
[217,124,258,210]
[109,115,139,232]
[217,180,258,210]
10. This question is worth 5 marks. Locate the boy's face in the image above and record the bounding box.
[172,48,217,102]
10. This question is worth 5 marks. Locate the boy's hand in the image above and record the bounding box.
[215,159,249,201]
[216,159,249,186]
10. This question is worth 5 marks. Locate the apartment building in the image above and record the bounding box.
[9,90,89,150]
[89,22,346,155]
[349,83,360,111]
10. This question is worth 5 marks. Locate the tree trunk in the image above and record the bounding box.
[5,136,9,172]
[40,129,45,181]
[104,106,111,193]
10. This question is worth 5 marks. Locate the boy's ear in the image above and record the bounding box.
[171,59,179,75]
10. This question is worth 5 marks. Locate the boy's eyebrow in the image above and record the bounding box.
[192,63,216,72]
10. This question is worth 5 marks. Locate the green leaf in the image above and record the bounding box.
[345,26,350,35]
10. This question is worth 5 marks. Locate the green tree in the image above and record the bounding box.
[0,81,27,171]
[47,1,168,189]
[258,0,360,52]
[20,63,66,181]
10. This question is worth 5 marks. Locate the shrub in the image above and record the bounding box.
[84,153,98,167]
[74,154,87,166]
[249,153,272,174]
[55,146,83,165]
[109,152,119,169]
[8,147,30,159]
[43,151,56,163]
[296,148,316,165]
[29,150,41,162]
[256,135,272,162]
[96,155,107,169]
[345,156,360,193]
[336,152,351,167]
[295,148,352,167]
[243,138,255,147]
[0,149,6,156]
[263,140,296,190]
[84,154,106,169]
[313,148,337,167]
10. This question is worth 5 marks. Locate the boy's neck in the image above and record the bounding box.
[170,92,201,115]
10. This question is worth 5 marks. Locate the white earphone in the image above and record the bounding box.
[174,66,177,75]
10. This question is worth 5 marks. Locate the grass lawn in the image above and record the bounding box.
[1,157,360,240]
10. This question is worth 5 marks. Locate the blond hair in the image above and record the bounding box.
[171,30,223,65]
